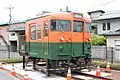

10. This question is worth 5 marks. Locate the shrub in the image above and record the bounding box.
[92,60,120,70]
[91,34,106,45]
[0,58,23,64]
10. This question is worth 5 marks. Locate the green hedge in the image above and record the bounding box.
[92,34,106,45]
[92,60,120,70]
[0,58,23,64]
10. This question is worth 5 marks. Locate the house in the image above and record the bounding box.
[93,11,120,48]
[8,21,25,52]
[0,23,9,47]
[0,21,25,52]
[88,10,105,20]
[88,10,120,61]
[87,10,105,34]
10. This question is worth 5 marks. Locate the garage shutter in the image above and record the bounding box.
[115,40,120,45]
[115,40,120,61]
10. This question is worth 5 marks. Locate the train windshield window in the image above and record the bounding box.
[51,20,71,31]
[73,21,83,32]
[86,23,91,32]
[30,25,36,40]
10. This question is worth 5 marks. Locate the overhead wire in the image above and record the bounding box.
[88,0,118,11]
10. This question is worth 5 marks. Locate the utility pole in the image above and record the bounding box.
[5,5,14,27]
[5,5,14,59]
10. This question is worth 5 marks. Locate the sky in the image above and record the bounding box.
[0,0,120,24]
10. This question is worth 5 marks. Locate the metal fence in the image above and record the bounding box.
[92,46,120,63]
[0,46,21,59]
[0,45,120,63]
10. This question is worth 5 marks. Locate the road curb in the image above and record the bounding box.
[3,67,24,80]
[2,64,33,80]
[0,69,19,80]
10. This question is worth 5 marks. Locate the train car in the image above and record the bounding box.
[20,11,92,76]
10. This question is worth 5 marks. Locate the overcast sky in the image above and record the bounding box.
[0,0,120,23]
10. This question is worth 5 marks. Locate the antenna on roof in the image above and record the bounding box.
[65,6,71,13]
[66,6,68,11]
[60,9,62,12]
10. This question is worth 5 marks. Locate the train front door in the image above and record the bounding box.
[43,21,51,76]
[43,22,49,58]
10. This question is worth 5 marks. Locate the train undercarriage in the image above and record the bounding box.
[22,55,92,76]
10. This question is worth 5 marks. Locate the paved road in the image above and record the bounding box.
[0,70,16,80]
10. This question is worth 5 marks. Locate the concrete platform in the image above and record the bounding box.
[2,63,66,80]
[73,69,112,80]
[2,63,112,80]
[83,71,112,77]
[73,75,94,80]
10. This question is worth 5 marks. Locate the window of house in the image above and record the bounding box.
[73,21,83,32]
[38,24,41,40]
[44,23,48,37]
[30,25,36,40]
[107,22,110,30]
[103,23,106,30]
[11,33,15,36]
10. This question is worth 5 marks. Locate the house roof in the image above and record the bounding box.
[87,10,105,15]
[102,29,120,36]
[0,21,25,27]
[0,23,9,26]
[94,11,120,21]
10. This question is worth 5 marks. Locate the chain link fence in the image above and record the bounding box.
[0,45,21,59]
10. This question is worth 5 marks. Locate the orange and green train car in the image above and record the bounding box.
[20,11,92,76]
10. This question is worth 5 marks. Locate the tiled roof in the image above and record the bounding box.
[94,11,120,21]
[0,23,9,26]
[102,29,120,36]
[87,10,105,15]
[0,20,25,26]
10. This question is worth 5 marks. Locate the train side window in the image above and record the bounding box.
[85,23,91,32]
[38,24,41,40]
[44,23,48,37]
[30,25,36,40]
[73,21,83,32]
[51,20,56,31]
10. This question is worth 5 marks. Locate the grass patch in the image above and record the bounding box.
[92,60,120,70]
[0,58,23,64]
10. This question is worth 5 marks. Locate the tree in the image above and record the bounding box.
[91,34,106,45]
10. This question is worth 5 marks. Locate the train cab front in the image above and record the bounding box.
[48,12,92,73]
[49,19,72,60]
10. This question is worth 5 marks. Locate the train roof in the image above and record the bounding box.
[26,12,91,22]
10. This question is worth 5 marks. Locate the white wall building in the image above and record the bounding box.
[9,22,25,52]
[94,11,120,35]
[88,10,105,20]
[93,11,120,60]
[87,10,105,34]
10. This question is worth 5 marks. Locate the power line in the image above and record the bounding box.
[99,0,117,7]
[89,0,118,11]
